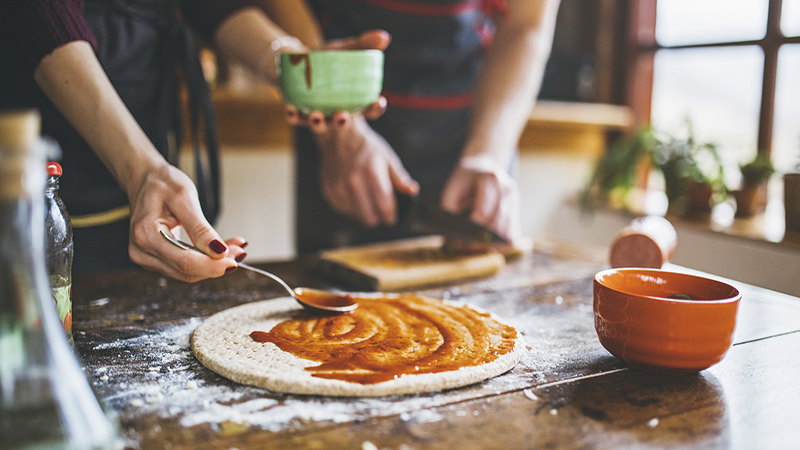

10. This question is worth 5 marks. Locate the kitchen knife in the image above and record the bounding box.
[396,193,509,245]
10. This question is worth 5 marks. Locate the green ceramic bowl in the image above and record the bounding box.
[278,50,384,115]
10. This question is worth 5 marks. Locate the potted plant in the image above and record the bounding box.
[731,153,774,217]
[651,129,725,216]
[581,122,725,217]
[580,127,656,211]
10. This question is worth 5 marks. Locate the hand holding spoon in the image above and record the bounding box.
[159,230,357,314]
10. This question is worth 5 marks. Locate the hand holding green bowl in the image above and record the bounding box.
[279,50,384,116]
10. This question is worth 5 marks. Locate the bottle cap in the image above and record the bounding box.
[47,162,62,176]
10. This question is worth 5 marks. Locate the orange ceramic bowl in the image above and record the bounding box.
[593,268,741,375]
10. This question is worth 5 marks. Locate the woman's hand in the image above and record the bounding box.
[313,115,418,227]
[126,163,247,283]
[440,155,522,246]
[34,41,248,282]
[284,29,414,227]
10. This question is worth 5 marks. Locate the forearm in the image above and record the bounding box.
[463,0,560,167]
[33,41,166,196]
[213,7,310,85]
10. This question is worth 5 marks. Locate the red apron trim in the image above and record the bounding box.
[358,0,475,16]
[479,0,510,19]
[382,92,474,110]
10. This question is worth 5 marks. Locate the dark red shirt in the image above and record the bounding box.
[1,0,256,74]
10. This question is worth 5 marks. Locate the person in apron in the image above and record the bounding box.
[0,0,311,281]
[291,0,560,253]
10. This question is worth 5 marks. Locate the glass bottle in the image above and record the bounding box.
[45,161,74,344]
[0,110,118,449]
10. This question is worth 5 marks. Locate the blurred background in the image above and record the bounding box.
[188,0,800,295]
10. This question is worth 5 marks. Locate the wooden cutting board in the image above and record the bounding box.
[315,235,507,291]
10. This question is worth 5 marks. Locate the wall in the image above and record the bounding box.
[214,147,296,261]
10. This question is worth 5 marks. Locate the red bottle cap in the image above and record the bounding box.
[47,162,62,176]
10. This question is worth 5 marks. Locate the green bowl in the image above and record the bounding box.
[278,50,384,115]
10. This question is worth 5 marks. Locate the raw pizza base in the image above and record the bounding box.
[191,297,526,396]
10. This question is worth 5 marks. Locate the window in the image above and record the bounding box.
[628,0,800,176]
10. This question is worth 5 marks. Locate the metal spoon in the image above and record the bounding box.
[159,230,357,314]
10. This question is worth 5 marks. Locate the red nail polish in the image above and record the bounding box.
[240,241,249,249]
[209,240,227,254]
[312,117,322,126]
[235,252,247,263]
[225,266,237,274]
[337,118,347,126]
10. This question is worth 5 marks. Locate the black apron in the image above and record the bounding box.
[40,0,220,274]
[295,0,497,253]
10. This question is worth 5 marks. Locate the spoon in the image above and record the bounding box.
[159,230,357,314]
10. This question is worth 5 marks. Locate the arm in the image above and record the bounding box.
[441,0,560,241]
[302,25,416,228]
[33,41,243,282]
[212,7,310,85]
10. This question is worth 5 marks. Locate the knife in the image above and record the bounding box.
[395,193,509,245]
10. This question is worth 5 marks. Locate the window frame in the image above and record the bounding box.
[625,0,800,157]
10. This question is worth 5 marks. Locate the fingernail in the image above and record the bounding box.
[235,252,247,263]
[240,241,249,249]
[286,110,296,119]
[225,266,237,274]
[337,117,347,126]
[312,117,322,126]
[209,240,227,254]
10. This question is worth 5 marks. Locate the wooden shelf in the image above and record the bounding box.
[609,188,800,252]
[519,100,633,154]
[206,86,633,155]
[211,86,289,149]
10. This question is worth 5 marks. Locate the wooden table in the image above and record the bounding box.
[72,241,800,450]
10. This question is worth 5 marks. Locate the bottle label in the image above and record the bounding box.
[52,284,72,335]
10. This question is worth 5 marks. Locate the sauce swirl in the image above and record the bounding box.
[250,295,518,384]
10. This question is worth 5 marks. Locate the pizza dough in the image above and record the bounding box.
[191,294,525,396]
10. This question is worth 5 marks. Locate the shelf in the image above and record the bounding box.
[605,187,800,252]
[206,86,633,154]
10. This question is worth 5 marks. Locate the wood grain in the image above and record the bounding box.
[315,236,506,290]
[71,244,800,450]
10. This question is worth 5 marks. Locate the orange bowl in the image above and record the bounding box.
[593,268,741,375]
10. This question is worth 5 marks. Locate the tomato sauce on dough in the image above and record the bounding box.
[250,295,517,384]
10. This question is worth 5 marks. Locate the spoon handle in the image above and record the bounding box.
[159,230,296,299]
[236,262,296,298]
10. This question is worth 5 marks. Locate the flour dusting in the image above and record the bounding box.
[83,317,544,436]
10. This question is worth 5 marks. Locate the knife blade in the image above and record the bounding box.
[396,193,509,245]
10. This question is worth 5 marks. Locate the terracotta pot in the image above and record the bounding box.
[681,181,714,215]
[732,183,768,218]
[785,173,800,233]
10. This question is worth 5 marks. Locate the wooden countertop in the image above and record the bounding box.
[72,240,800,450]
